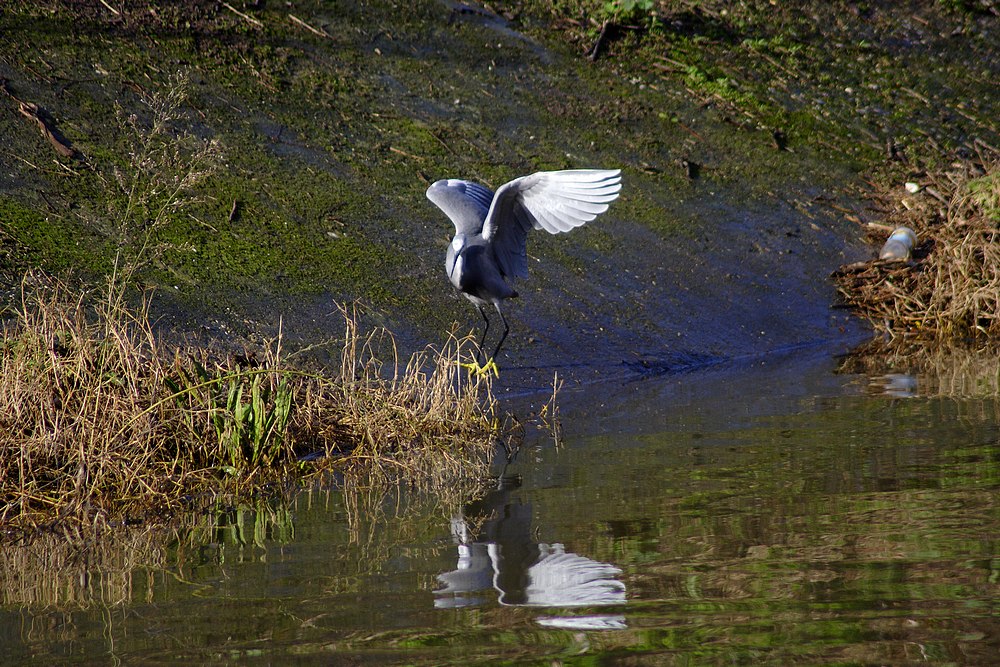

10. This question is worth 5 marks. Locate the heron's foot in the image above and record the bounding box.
[480,358,500,377]
[458,358,500,377]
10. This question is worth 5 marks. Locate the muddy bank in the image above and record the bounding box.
[1,1,996,387]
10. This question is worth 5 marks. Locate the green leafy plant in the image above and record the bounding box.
[215,373,294,472]
[165,362,295,474]
[601,0,655,23]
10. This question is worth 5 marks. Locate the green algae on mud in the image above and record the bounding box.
[0,2,826,289]
[515,0,998,161]
[1,2,397,302]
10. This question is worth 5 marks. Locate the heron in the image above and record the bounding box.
[426,169,622,375]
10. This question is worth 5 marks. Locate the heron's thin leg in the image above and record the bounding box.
[476,304,490,364]
[490,302,510,362]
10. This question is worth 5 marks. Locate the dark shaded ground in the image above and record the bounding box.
[0,1,996,389]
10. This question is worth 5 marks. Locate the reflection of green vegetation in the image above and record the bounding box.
[4,376,1000,663]
[498,382,1000,663]
[185,497,296,554]
[3,475,488,605]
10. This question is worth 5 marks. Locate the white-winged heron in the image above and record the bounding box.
[426,169,622,373]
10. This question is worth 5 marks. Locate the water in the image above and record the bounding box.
[3,345,1000,665]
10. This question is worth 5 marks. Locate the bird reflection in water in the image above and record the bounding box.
[434,476,626,630]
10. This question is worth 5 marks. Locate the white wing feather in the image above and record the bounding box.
[482,169,622,279]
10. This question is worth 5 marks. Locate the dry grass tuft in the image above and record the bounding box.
[0,275,496,535]
[294,305,499,486]
[833,146,1000,339]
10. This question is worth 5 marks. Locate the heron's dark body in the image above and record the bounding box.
[446,238,518,307]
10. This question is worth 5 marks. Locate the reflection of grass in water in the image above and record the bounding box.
[181,496,297,554]
[0,525,168,609]
[320,476,493,595]
[2,471,494,610]
[841,338,1000,405]
[5,396,998,663]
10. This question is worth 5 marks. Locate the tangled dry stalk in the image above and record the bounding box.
[833,145,1000,340]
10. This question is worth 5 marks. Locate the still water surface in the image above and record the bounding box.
[3,345,999,665]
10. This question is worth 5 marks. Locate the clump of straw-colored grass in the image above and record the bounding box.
[834,145,1000,339]
[0,274,496,535]
[291,305,498,487]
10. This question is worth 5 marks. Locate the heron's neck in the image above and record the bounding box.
[448,235,468,281]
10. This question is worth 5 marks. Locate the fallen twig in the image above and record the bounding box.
[97,0,121,16]
[223,2,263,28]
[1,79,76,158]
[289,14,333,39]
[587,21,611,61]
[389,146,423,161]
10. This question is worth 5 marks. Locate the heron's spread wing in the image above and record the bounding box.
[426,179,496,235]
[482,169,622,279]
